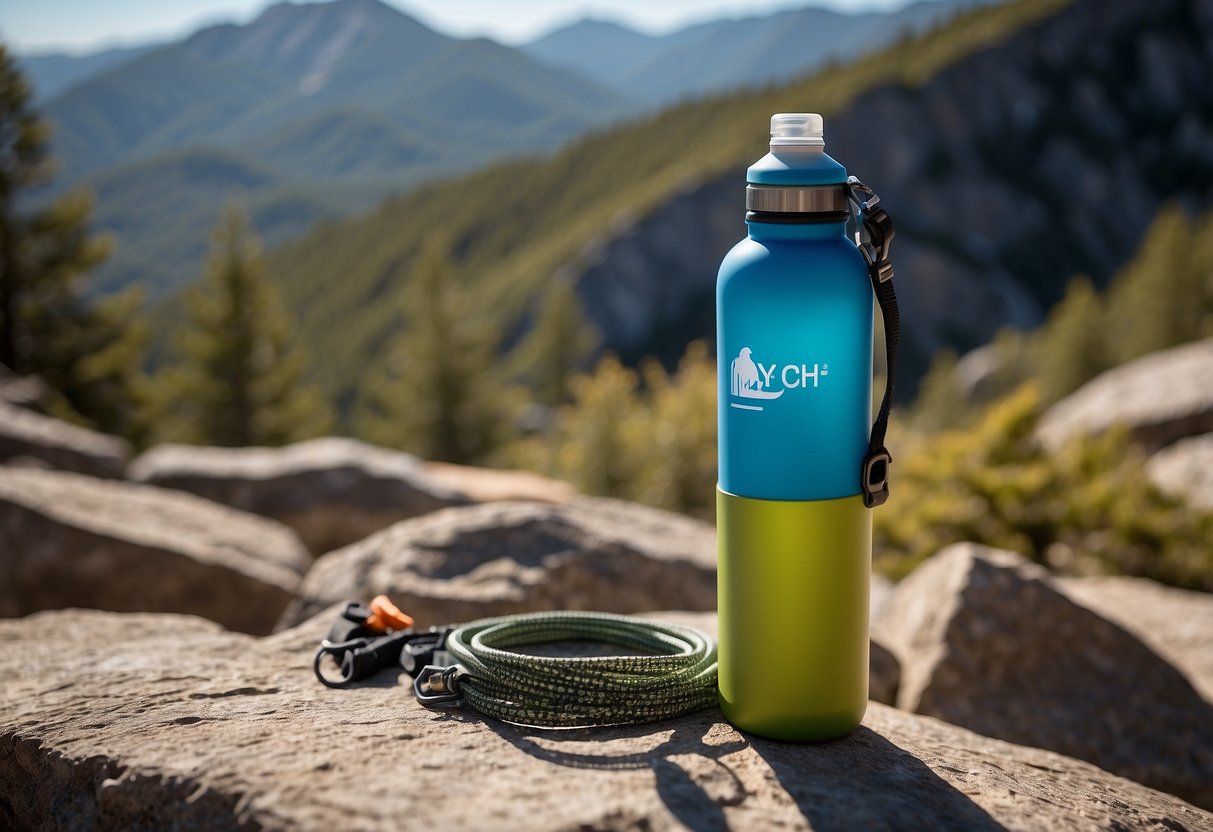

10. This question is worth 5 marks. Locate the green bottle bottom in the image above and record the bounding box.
[717,487,871,741]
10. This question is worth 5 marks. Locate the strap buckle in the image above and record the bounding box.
[847,176,895,282]
[861,449,892,508]
[399,626,452,674]
[413,665,465,707]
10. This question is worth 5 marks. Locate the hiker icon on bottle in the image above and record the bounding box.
[730,346,784,410]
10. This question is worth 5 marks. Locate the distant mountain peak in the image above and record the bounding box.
[176,0,447,95]
[257,0,401,18]
[557,17,649,36]
[523,15,662,85]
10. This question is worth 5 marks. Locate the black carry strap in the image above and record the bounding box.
[847,176,898,509]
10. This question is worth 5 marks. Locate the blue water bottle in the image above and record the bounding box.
[716,113,898,740]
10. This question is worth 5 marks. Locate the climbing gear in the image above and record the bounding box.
[413,611,718,729]
[314,603,718,730]
[364,594,414,632]
[846,174,899,508]
[312,598,448,689]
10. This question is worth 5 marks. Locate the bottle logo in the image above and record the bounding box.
[729,346,828,412]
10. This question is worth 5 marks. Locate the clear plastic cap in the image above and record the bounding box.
[770,113,824,147]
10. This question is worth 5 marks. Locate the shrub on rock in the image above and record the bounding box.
[874,387,1213,590]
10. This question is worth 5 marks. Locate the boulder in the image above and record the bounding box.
[279,498,717,629]
[954,342,1005,400]
[1037,339,1213,452]
[870,572,895,621]
[1057,574,1213,702]
[647,610,900,707]
[127,437,472,555]
[1146,432,1213,509]
[0,467,309,634]
[422,460,577,504]
[1,609,1208,831]
[0,367,49,412]
[875,543,1213,809]
[0,399,129,477]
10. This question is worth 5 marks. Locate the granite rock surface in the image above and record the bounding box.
[2,608,1209,831]
[1057,573,1213,703]
[0,400,129,478]
[1146,432,1213,509]
[875,542,1213,809]
[280,498,719,629]
[0,466,309,634]
[1037,339,1213,452]
[127,437,472,555]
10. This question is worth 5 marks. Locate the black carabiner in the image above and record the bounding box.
[314,638,368,689]
[313,632,412,688]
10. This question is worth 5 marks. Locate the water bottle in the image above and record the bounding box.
[716,113,897,741]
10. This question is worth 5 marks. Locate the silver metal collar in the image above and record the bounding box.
[745,184,848,214]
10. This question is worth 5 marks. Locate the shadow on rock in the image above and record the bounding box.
[483,711,1004,831]
[486,715,745,831]
[753,726,1004,832]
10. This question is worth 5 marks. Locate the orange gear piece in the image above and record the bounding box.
[363,595,414,633]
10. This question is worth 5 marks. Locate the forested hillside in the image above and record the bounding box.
[561,0,1213,382]
[264,0,1213,413]
[36,0,632,297]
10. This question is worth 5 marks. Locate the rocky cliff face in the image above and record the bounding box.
[570,0,1213,388]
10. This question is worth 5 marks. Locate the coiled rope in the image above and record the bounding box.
[429,611,718,729]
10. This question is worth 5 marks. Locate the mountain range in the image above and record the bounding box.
[20,0,1002,299]
[17,0,1213,419]
[19,42,161,100]
[522,0,998,104]
[257,0,1213,415]
[26,0,632,296]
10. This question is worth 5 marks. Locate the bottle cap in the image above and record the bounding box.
[770,113,825,147]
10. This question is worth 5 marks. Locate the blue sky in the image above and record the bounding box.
[0,0,919,53]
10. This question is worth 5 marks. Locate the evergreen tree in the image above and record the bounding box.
[1034,276,1109,404]
[356,238,514,463]
[906,350,970,431]
[510,275,599,406]
[635,341,717,518]
[157,205,332,446]
[1106,204,1213,363]
[505,341,717,517]
[547,353,644,499]
[0,44,148,439]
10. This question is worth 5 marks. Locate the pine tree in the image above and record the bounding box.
[1034,276,1109,405]
[510,275,599,406]
[0,44,148,439]
[906,350,970,431]
[547,353,644,499]
[355,238,514,463]
[636,341,717,518]
[1106,204,1213,363]
[156,205,332,446]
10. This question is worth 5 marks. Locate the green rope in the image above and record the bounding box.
[442,611,719,729]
